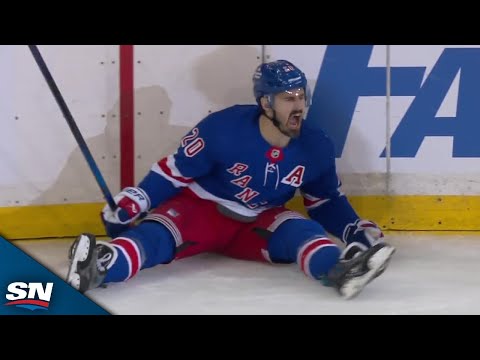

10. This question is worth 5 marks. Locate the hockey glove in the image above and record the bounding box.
[101,187,151,238]
[341,219,384,261]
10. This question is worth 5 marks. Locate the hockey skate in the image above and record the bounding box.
[326,242,396,299]
[66,233,116,293]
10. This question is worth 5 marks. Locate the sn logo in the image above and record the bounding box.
[4,282,54,311]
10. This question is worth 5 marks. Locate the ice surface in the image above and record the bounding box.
[14,232,480,315]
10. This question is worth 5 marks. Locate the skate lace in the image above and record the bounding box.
[96,246,114,271]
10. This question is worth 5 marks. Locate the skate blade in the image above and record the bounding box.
[340,245,396,300]
[66,234,94,290]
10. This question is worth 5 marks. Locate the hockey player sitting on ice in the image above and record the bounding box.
[67,59,395,299]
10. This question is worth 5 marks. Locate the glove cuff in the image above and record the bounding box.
[121,187,151,213]
[342,219,384,246]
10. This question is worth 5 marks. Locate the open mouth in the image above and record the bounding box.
[288,114,302,130]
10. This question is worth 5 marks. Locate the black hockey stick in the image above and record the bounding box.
[28,45,117,211]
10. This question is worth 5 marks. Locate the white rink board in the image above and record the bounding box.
[1,45,480,208]
[0,45,119,206]
[132,45,263,180]
[133,45,262,124]
[388,45,480,170]
[387,45,480,194]
[0,46,17,187]
[135,45,262,181]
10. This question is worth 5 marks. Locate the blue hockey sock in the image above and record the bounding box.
[296,237,341,279]
[103,221,176,283]
[268,219,341,280]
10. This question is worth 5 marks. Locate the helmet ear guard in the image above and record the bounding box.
[265,94,273,107]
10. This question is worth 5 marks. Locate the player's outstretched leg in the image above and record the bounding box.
[67,221,177,293]
[326,242,396,299]
[67,233,116,293]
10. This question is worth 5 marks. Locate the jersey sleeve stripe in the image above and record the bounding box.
[302,192,331,210]
[151,159,193,187]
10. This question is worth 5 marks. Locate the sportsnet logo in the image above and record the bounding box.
[4,282,53,311]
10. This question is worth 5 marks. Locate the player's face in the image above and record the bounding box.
[272,88,306,138]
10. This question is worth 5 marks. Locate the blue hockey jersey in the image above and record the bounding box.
[137,105,360,240]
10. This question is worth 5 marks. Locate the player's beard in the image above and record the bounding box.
[275,110,303,139]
